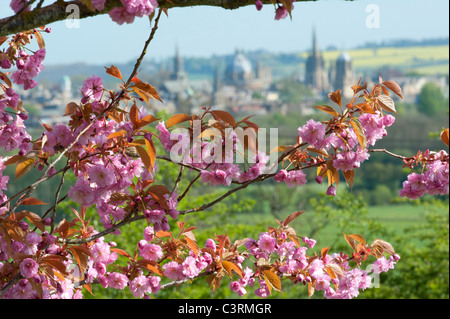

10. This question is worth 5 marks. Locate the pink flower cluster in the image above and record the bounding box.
[108,0,159,25]
[297,113,395,175]
[9,0,30,13]
[254,0,296,20]
[11,49,46,90]
[81,75,104,103]
[399,150,449,199]
[89,236,160,298]
[163,246,213,281]
[238,230,400,299]
[274,169,307,188]
[0,115,32,154]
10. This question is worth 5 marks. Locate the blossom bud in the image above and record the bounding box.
[0,59,11,69]
[315,175,323,184]
[326,185,336,196]
[255,0,263,11]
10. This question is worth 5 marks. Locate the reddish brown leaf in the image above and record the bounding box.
[166,113,192,128]
[3,154,21,166]
[15,158,35,181]
[105,65,123,81]
[221,260,243,278]
[69,245,92,275]
[343,233,358,251]
[321,246,330,259]
[131,81,163,104]
[130,104,139,127]
[282,211,305,227]
[183,236,199,257]
[211,110,237,127]
[263,270,282,292]
[313,105,340,117]
[34,30,45,49]
[383,80,403,99]
[349,234,366,245]
[343,169,355,188]
[440,128,449,147]
[110,248,132,259]
[137,260,163,276]
[350,119,367,150]
[377,94,397,114]
[64,102,79,116]
[18,197,48,206]
[328,90,342,107]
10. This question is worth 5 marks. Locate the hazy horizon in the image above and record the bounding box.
[0,0,449,66]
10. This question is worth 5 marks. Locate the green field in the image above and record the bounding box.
[299,44,449,75]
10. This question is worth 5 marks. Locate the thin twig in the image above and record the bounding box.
[172,165,184,194]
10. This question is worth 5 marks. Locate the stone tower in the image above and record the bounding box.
[334,51,354,99]
[171,45,187,81]
[305,28,329,92]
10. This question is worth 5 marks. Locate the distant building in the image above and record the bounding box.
[304,28,356,99]
[224,49,271,90]
[333,51,355,99]
[305,28,329,93]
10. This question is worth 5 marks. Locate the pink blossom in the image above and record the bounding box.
[10,0,31,14]
[399,172,428,199]
[284,170,307,188]
[326,185,336,196]
[371,256,396,274]
[0,116,32,152]
[333,148,370,172]
[91,0,106,10]
[274,5,288,20]
[255,0,263,11]
[121,0,158,17]
[11,49,45,90]
[19,258,39,278]
[205,238,216,251]
[90,242,112,264]
[230,281,247,296]
[148,275,161,294]
[144,209,165,224]
[68,178,95,206]
[301,236,316,249]
[144,226,154,241]
[257,232,276,253]
[81,75,103,102]
[163,261,184,280]
[107,272,129,290]
[108,7,135,25]
[129,275,151,298]
[254,279,270,297]
[138,241,163,261]
[88,164,116,188]
[182,256,200,278]
[298,119,331,149]
[155,121,175,151]
[274,169,288,182]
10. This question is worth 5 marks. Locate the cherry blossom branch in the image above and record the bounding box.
[1,9,162,217]
[368,148,410,160]
[0,0,317,37]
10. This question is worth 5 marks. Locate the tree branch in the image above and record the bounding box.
[0,0,318,37]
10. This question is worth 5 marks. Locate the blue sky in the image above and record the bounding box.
[1,0,449,65]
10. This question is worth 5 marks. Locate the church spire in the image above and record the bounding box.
[312,26,319,56]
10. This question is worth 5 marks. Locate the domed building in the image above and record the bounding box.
[224,49,271,90]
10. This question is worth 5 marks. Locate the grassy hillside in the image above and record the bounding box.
[300,44,449,75]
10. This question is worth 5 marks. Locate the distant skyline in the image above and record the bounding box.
[0,0,449,66]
